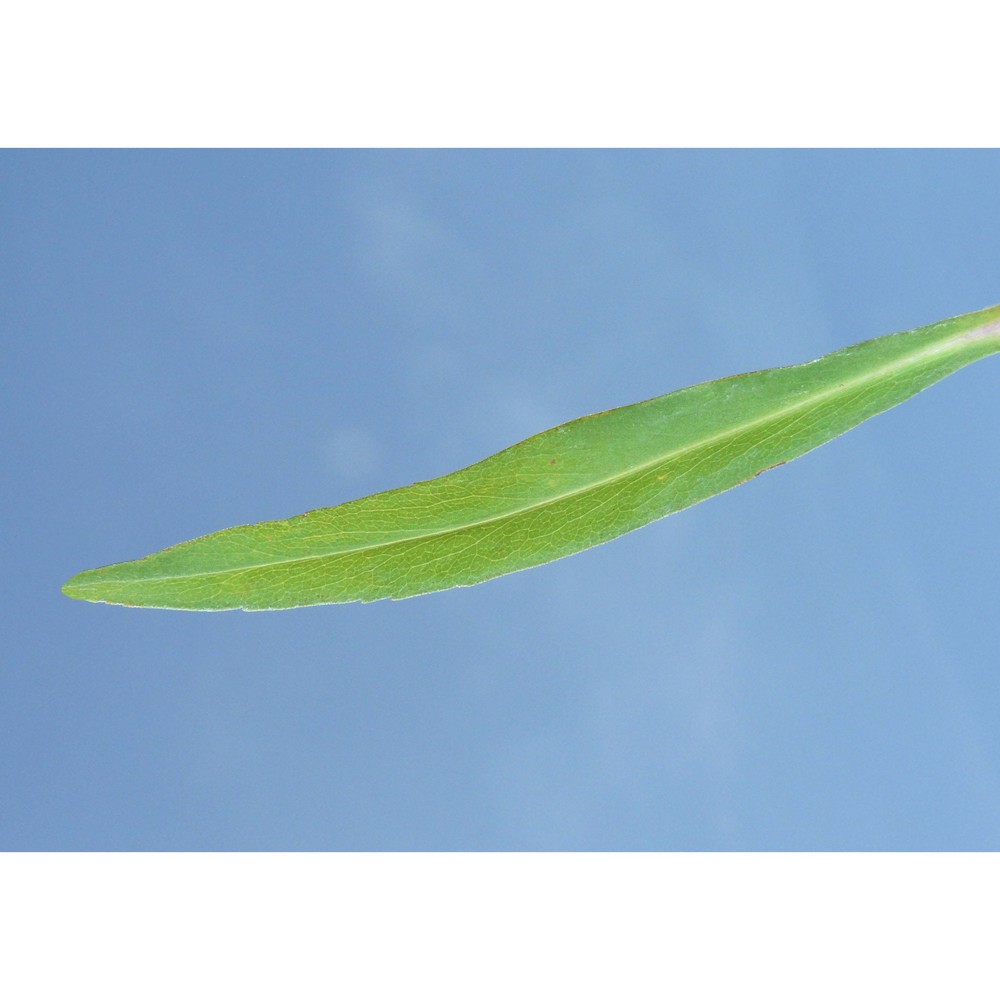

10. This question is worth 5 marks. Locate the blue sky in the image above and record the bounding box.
[3,150,1000,849]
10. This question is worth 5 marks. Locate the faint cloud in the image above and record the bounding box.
[484,566,745,849]
[324,426,384,485]
[478,380,568,447]
[343,176,484,330]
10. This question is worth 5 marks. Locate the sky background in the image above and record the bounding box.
[3,149,1000,850]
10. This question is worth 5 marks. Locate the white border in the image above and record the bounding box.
[3,1,998,146]
[2,853,998,997]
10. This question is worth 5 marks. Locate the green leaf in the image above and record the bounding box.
[63,303,1000,611]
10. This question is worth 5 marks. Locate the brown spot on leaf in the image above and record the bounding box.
[754,460,788,479]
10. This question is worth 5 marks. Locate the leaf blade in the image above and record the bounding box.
[63,303,1000,610]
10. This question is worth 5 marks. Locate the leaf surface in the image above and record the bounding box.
[63,303,1000,610]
